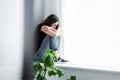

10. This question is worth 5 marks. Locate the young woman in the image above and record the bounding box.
[34,14,68,62]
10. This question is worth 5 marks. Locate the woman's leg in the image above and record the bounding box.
[50,36,60,58]
[34,35,60,62]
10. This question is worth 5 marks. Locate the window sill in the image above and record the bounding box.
[55,62,120,73]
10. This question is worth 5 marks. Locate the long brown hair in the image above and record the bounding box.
[41,14,59,29]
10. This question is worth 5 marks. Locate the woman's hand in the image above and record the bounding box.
[56,28,62,37]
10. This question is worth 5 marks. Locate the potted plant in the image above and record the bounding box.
[33,49,76,80]
[33,49,64,80]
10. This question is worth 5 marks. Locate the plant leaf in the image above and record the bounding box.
[56,69,64,78]
[37,74,44,80]
[48,69,57,76]
[70,76,76,80]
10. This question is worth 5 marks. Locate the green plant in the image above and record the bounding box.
[67,76,76,80]
[33,49,64,80]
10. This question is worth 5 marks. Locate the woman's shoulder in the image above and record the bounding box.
[36,23,43,29]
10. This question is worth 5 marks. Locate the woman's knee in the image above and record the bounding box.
[45,35,58,43]
[46,35,55,39]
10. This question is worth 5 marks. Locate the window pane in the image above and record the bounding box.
[62,0,120,69]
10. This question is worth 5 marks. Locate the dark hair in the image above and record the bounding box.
[41,14,59,29]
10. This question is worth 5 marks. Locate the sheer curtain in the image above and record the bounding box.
[62,0,120,69]
[33,0,64,57]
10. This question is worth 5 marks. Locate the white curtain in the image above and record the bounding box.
[62,0,120,69]
[33,0,64,57]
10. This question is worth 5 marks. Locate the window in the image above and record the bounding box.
[62,0,120,69]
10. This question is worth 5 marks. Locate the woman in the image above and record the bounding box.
[34,14,68,62]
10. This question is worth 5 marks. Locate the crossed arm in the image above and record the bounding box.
[41,25,62,37]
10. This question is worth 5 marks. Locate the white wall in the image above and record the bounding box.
[47,67,120,80]
[0,0,24,80]
[33,0,61,29]
[33,0,44,29]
